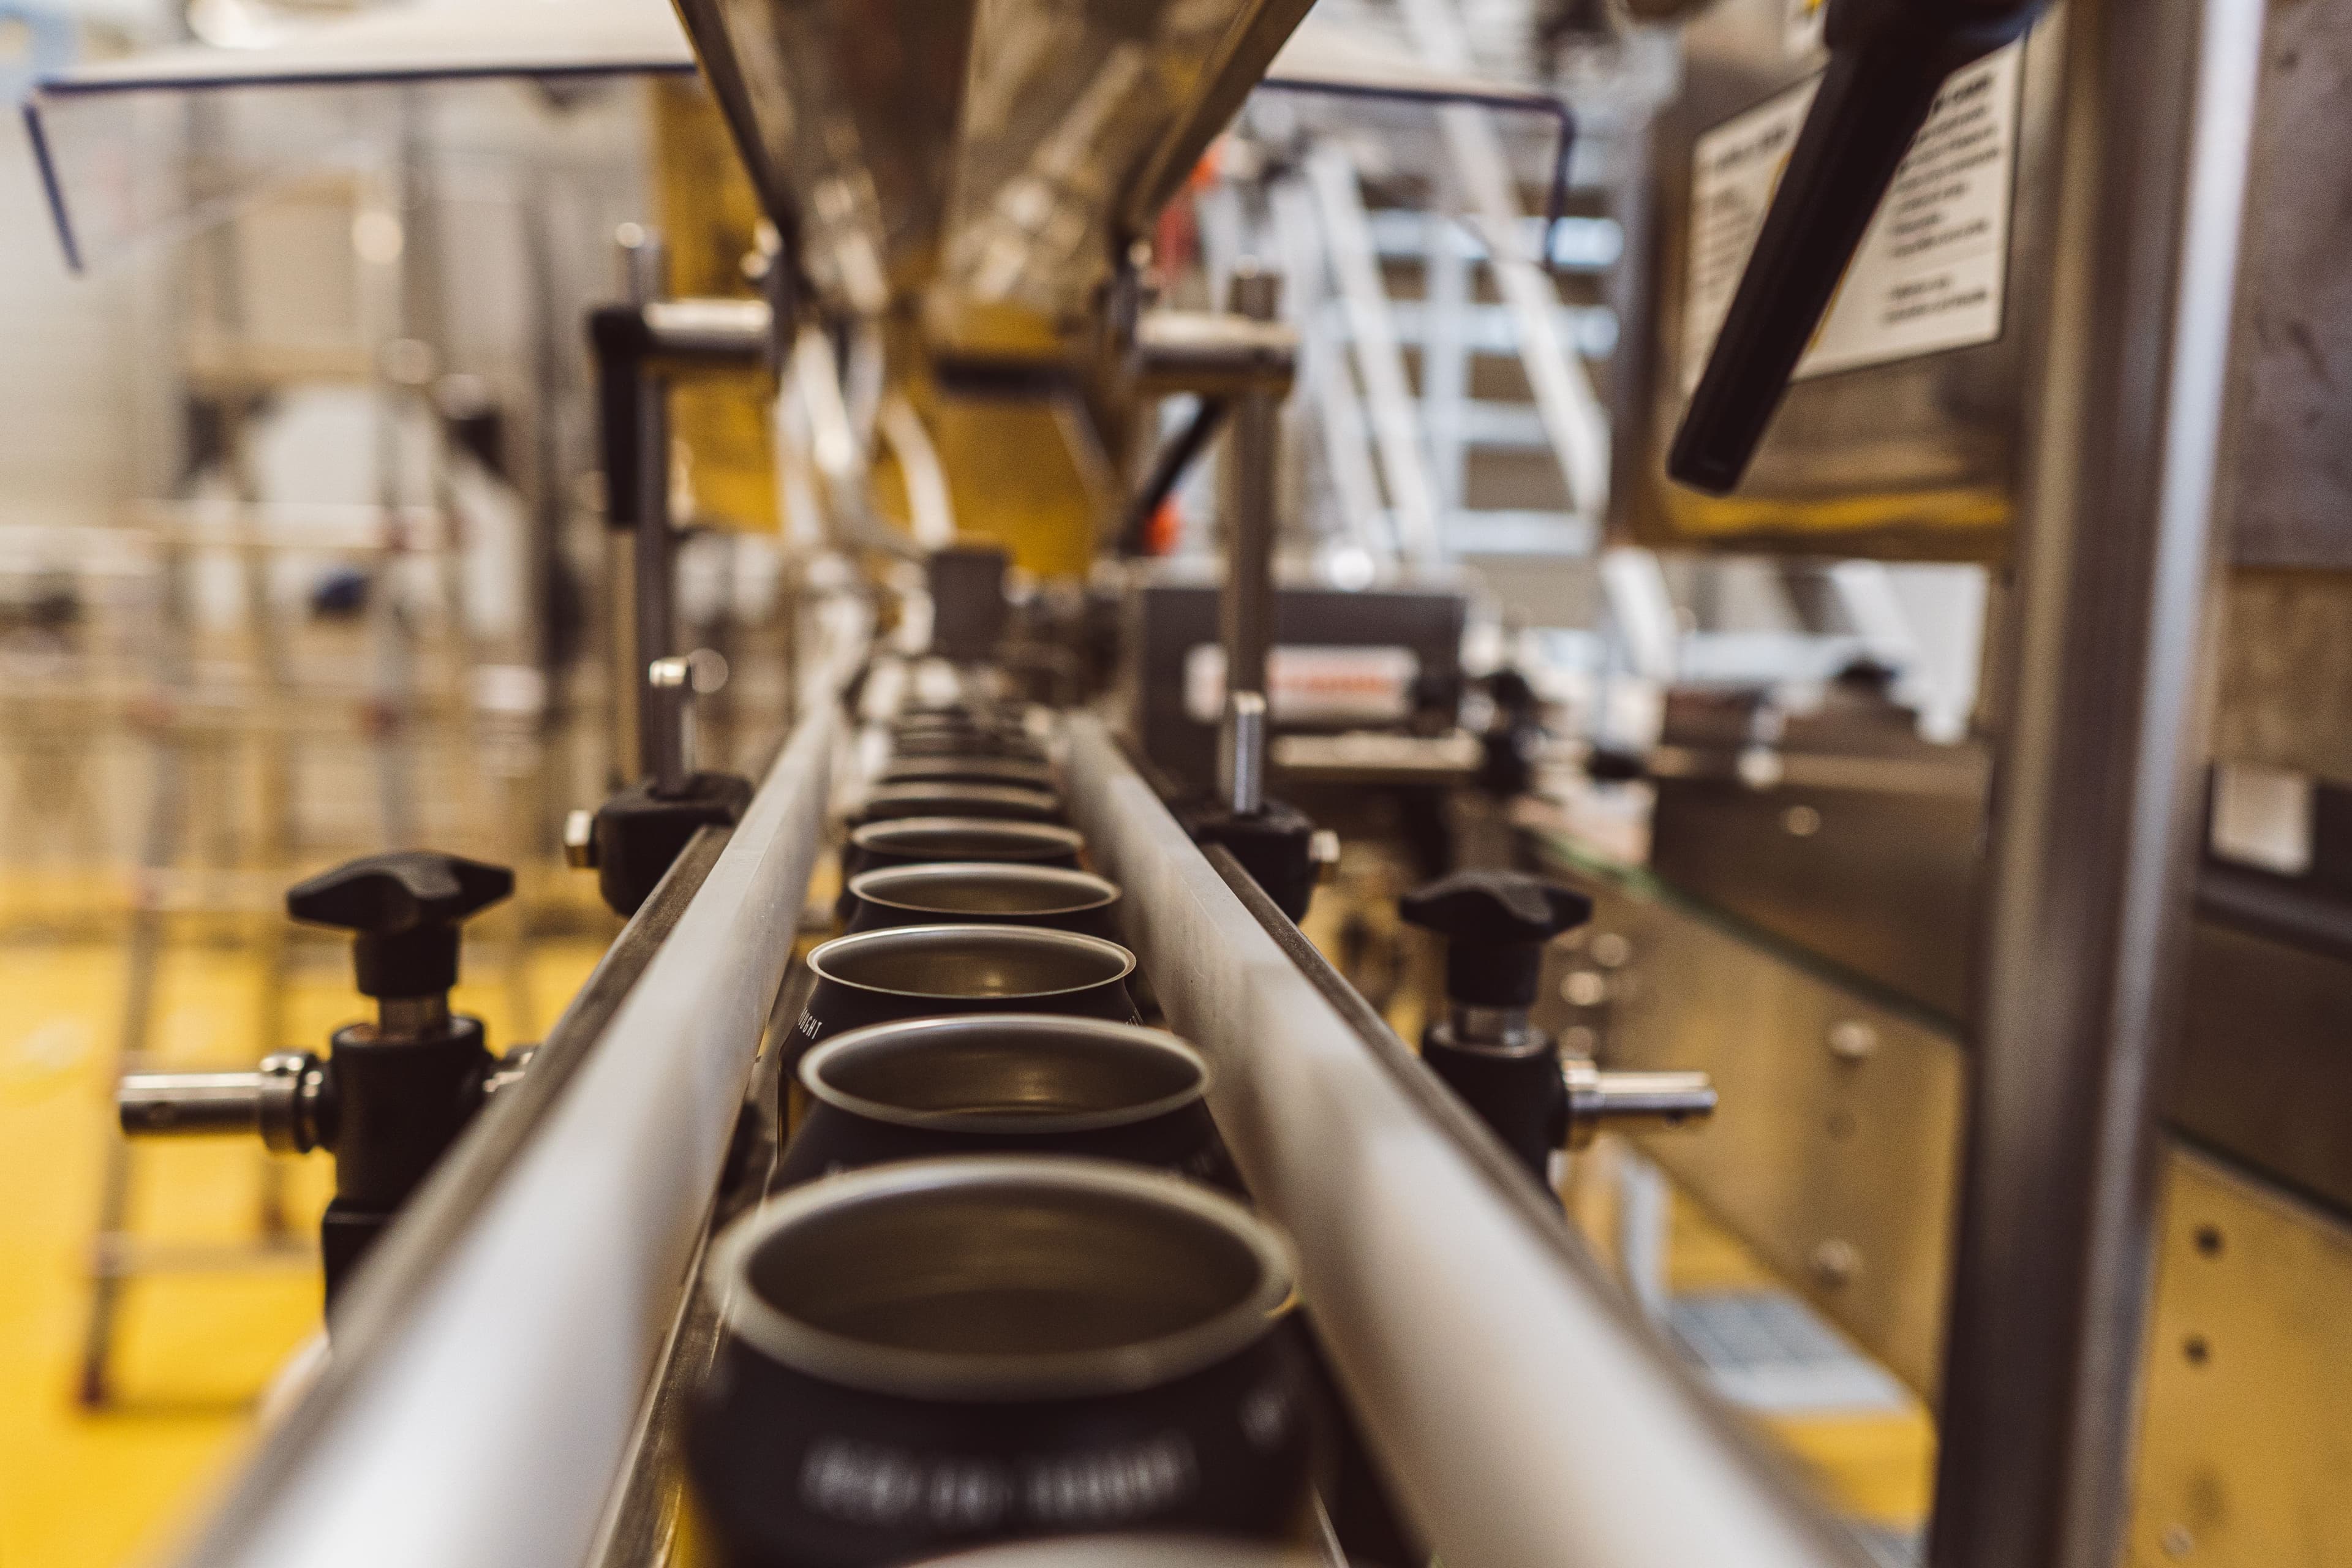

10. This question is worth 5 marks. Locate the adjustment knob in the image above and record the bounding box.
[287,851,513,999]
[1400,870,1591,1010]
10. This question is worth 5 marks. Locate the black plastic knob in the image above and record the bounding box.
[1668,0,2048,492]
[287,851,514,999]
[1400,871,1591,1009]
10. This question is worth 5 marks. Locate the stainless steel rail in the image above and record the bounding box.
[1061,717,1866,1568]
[167,703,839,1568]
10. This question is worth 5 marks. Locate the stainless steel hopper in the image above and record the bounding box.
[667,0,1316,356]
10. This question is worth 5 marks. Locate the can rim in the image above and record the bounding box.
[806,923,1137,1000]
[846,861,1118,919]
[799,1014,1210,1133]
[848,816,1085,860]
[709,1156,1295,1401]
[862,782,1063,813]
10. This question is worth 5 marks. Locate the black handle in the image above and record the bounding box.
[287,851,514,998]
[1400,870,1591,1009]
[1667,0,2046,494]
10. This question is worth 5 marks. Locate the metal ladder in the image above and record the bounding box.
[1195,0,1637,570]
[76,108,483,1406]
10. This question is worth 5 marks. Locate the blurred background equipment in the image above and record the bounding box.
[0,0,2346,1565]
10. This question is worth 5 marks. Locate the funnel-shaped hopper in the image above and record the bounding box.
[669,0,1314,355]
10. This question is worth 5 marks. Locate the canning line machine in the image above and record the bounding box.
[58,0,2352,1562]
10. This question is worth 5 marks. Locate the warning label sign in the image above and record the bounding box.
[1681,42,2024,394]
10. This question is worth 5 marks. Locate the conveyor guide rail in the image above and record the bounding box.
[154,698,1862,1568]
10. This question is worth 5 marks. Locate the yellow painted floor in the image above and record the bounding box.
[1559,1139,1934,1540]
[1662,1197,1937,1532]
[0,927,608,1568]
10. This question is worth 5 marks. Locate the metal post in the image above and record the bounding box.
[624,233,676,786]
[644,657,695,798]
[1220,690,1267,817]
[1929,3,2264,1567]
[605,224,668,787]
[1220,263,1281,810]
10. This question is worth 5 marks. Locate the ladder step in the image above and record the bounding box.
[1321,298,1619,359]
[1362,509,1596,556]
[1362,208,1625,270]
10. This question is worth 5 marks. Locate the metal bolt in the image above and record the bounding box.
[1220,690,1268,816]
[617,222,668,303]
[647,655,698,797]
[121,1052,326,1153]
[1561,1060,1717,1150]
[1736,744,1785,790]
[118,1071,266,1138]
[1562,970,1609,1008]
[1591,931,1633,968]
[1827,1019,1879,1062]
[1308,829,1342,884]
[1810,1238,1861,1289]
[564,809,598,870]
[2162,1526,2194,1559]
[1782,804,1822,837]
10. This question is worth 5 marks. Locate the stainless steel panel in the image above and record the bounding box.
[1627,0,2352,569]
[1629,760,2352,1225]
[1648,771,1983,1025]
[2173,917,2352,1224]
[668,0,1314,348]
[1120,570,1468,791]
[1534,878,2352,1568]
[1536,862,1967,1399]
[1621,0,2070,559]
[1060,716,1869,1568]
[1539,844,2352,1553]
[935,0,1313,344]
[668,0,975,315]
